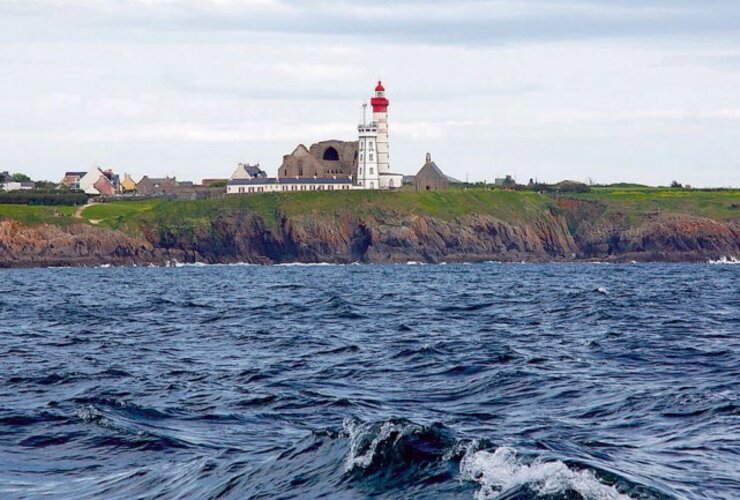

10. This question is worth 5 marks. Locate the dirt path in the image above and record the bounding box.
[75,201,99,220]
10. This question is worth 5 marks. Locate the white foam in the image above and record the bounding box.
[343,419,401,472]
[708,256,740,264]
[460,446,630,500]
[275,262,341,267]
[171,261,255,268]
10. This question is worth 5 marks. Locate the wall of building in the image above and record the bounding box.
[227,181,355,195]
[415,167,449,191]
[279,141,358,179]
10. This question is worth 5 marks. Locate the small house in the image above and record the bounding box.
[79,167,119,196]
[121,174,137,192]
[135,176,179,196]
[230,163,267,180]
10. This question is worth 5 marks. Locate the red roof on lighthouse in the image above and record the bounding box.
[371,80,389,113]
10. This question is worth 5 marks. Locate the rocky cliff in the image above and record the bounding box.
[0,220,161,268]
[148,210,578,265]
[0,198,738,268]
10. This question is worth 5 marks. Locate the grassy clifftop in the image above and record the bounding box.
[571,187,740,223]
[1,187,738,234]
[78,189,557,233]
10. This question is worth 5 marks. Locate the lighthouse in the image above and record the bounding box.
[356,81,403,189]
[371,81,390,179]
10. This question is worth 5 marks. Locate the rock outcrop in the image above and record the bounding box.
[145,210,577,265]
[0,220,162,268]
[556,198,740,262]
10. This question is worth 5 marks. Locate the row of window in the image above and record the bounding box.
[358,167,374,176]
[360,153,374,162]
[359,141,374,151]
[236,184,351,194]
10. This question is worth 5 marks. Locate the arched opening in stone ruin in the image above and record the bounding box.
[323,147,339,161]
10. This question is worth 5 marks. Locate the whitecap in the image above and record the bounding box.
[708,256,740,264]
[276,262,341,267]
[460,446,630,500]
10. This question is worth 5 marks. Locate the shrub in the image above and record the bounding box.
[0,190,89,206]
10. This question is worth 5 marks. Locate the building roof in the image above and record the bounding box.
[64,171,87,177]
[229,177,352,186]
[420,159,446,179]
[138,176,178,185]
[244,165,263,176]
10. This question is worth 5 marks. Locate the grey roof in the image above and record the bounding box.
[229,177,352,186]
[245,165,264,176]
[139,177,178,185]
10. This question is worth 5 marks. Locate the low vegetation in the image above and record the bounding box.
[0,204,78,225]
[0,190,88,206]
[1,187,738,233]
[569,187,740,222]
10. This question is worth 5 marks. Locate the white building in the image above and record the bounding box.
[230,163,267,180]
[227,176,354,195]
[78,166,118,195]
[357,111,379,189]
[0,181,34,191]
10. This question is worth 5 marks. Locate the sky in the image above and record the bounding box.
[0,0,739,187]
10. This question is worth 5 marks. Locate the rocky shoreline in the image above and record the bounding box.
[1,198,738,268]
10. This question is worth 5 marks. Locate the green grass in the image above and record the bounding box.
[0,204,78,225]
[570,187,740,222]
[1,187,738,233]
[81,200,161,230]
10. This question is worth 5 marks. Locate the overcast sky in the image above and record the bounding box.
[1,0,739,186]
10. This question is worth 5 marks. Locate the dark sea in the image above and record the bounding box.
[1,263,738,499]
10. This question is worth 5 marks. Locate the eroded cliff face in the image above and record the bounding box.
[145,210,578,265]
[0,200,738,268]
[556,198,740,262]
[0,220,162,268]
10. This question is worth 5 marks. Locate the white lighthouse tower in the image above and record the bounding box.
[371,81,390,178]
[357,103,380,189]
[358,80,403,189]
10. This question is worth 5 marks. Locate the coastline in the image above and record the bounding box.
[1,190,738,268]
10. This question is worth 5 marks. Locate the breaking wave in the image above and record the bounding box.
[339,418,670,499]
[708,256,739,264]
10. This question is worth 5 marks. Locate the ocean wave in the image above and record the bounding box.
[340,417,672,499]
[460,447,630,500]
[172,261,257,267]
[275,262,343,267]
[708,256,739,264]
